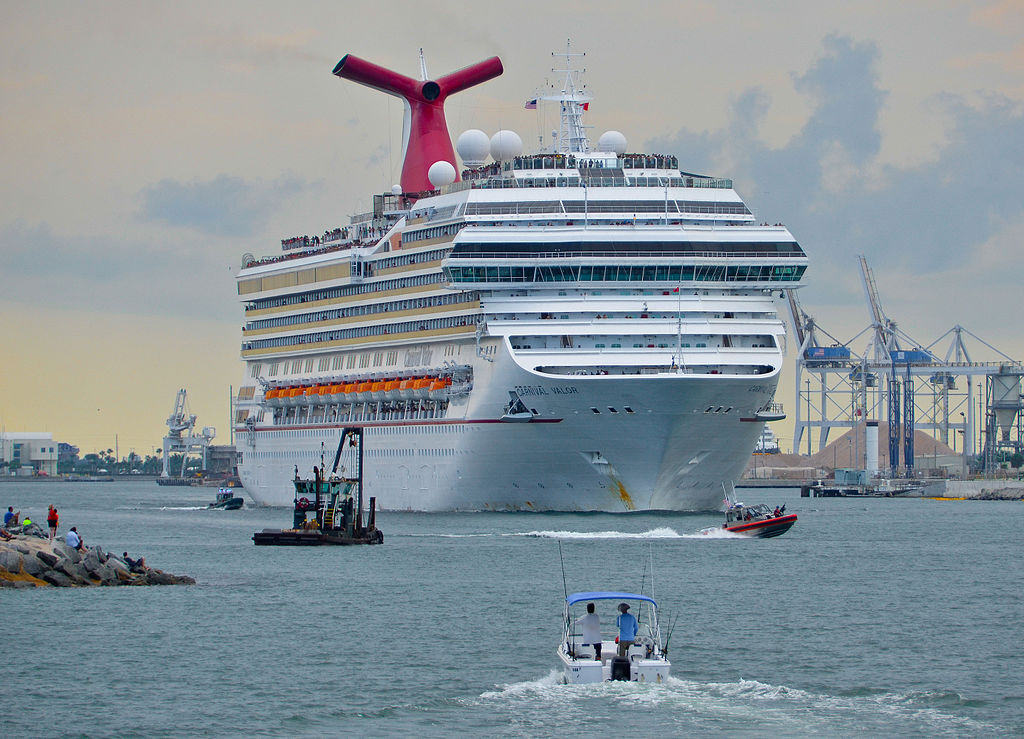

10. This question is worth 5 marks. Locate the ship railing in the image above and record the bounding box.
[464,202,751,216]
[463,175,733,190]
[447,250,806,260]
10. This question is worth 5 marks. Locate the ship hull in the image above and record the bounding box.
[237,356,778,511]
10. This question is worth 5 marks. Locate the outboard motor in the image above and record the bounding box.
[610,656,631,681]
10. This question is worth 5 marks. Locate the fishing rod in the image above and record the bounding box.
[558,540,571,653]
[639,550,648,597]
[662,611,680,657]
[558,539,568,601]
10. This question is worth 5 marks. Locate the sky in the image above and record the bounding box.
[1,1,1022,457]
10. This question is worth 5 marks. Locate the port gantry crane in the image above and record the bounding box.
[791,256,1024,476]
[160,389,215,478]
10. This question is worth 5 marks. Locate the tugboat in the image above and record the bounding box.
[252,427,384,546]
[707,501,796,538]
[208,487,244,510]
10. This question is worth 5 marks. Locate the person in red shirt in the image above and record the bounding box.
[47,504,58,542]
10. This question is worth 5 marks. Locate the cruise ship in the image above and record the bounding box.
[232,47,808,510]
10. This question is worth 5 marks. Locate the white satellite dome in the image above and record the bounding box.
[489,130,523,162]
[391,184,402,195]
[427,160,457,188]
[456,129,490,167]
[597,130,628,155]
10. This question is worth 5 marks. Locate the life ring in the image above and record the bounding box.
[296,497,311,510]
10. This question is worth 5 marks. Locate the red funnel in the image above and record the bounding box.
[333,54,503,193]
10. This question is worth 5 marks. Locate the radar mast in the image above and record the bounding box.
[543,39,591,154]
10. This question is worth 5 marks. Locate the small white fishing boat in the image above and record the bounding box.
[558,591,671,684]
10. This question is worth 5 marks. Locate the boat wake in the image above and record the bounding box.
[518,527,686,539]
[519,527,746,540]
[695,527,747,538]
[467,674,996,735]
[158,506,208,511]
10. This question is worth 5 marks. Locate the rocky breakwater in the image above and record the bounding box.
[0,523,195,588]
[968,487,1024,501]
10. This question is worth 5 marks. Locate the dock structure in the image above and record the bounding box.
[788,257,1024,478]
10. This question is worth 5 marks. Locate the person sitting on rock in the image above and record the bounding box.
[122,552,146,573]
[65,526,83,550]
[4,506,18,527]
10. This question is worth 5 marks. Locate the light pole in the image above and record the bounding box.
[806,378,812,457]
[959,411,967,478]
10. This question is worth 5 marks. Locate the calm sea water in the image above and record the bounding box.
[1,481,1021,737]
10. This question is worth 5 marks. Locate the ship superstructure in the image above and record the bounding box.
[232,47,807,510]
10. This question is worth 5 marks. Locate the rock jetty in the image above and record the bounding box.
[0,522,195,588]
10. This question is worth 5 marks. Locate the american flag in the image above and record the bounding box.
[524,98,538,109]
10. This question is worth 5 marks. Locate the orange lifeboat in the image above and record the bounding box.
[285,387,304,406]
[355,380,374,402]
[397,378,416,400]
[343,382,358,400]
[411,377,433,399]
[328,383,346,403]
[303,385,322,404]
[428,377,450,400]
[370,380,387,401]
[264,387,282,407]
[383,379,402,401]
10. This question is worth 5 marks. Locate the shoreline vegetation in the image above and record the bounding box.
[0,522,195,588]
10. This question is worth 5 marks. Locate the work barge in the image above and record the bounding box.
[253,427,384,546]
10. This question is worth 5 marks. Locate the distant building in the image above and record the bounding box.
[207,445,240,476]
[0,432,59,476]
[754,426,780,454]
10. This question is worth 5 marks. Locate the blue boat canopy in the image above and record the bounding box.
[567,591,657,606]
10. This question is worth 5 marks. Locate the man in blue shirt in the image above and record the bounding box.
[616,602,638,657]
[4,506,16,526]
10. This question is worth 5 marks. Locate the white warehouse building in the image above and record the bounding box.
[1,432,59,476]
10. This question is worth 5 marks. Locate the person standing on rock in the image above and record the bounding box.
[65,527,83,550]
[47,505,58,542]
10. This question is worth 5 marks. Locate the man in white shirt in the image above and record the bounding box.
[575,602,602,660]
[65,527,83,550]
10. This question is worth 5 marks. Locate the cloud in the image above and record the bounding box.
[0,219,236,320]
[649,33,1024,346]
[138,174,307,236]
